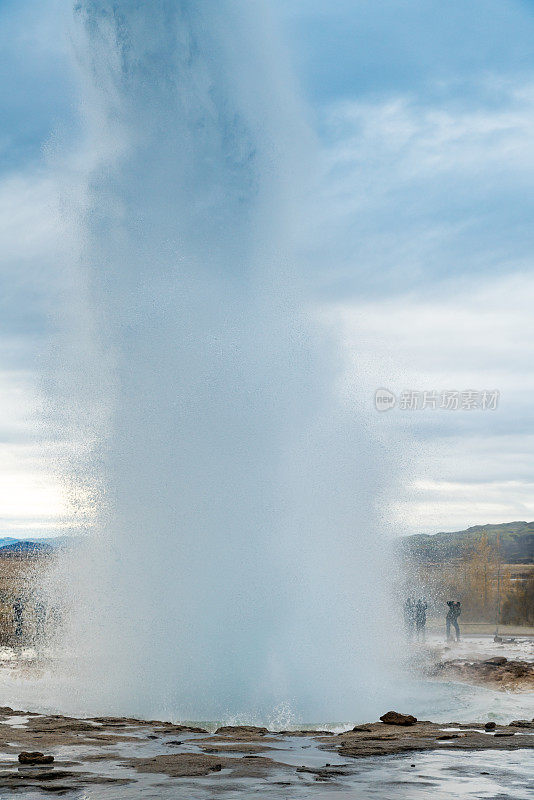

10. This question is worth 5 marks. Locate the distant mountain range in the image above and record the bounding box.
[2,522,534,564]
[0,537,70,555]
[400,521,534,564]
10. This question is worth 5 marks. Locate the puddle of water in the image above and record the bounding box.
[0,732,530,800]
[442,726,534,736]
[1,715,31,729]
[3,748,530,800]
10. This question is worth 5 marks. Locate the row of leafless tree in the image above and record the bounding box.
[401,533,533,625]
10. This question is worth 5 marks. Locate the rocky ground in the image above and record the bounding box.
[423,634,534,691]
[430,655,534,690]
[0,708,531,796]
[0,637,531,795]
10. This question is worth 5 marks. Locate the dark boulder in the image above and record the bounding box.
[18,752,54,765]
[379,711,417,726]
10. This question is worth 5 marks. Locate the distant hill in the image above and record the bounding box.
[0,538,24,549]
[0,538,68,556]
[401,521,534,564]
[0,541,55,555]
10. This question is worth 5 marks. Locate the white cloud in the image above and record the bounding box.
[327,85,534,179]
[0,366,77,536]
[300,78,534,535]
[324,271,534,534]
[394,478,534,534]
[2,11,534,542]
[0,172,66,264]
[0,162,91,537]
[306,80,534,295]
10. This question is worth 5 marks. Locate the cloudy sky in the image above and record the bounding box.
[2,0,534,537]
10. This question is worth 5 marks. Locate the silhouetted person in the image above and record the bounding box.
[415,598,427,641]
[404,597,416,639]
[446,600,461,641]
[34,601,46,642]
[13,598,23,640]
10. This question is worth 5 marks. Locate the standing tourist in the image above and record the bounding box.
[404,597,416,639]
[13,598,24,640]
[446,600,461,641]
[415,598,427,641]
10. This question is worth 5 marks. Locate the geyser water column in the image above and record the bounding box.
[53,0,397,721]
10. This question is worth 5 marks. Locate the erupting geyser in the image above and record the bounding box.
[38,0,397,722]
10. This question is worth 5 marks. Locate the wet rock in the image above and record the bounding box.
[14,769,70,780]
[155,724,208,734]
[89,716,209,733]
[506,663,529,676]
[28,716,96,733]
[433,659,534,691]
[352,726,372,732]
[379,711,417,726]
[510,720,534,728]
[362,735,396,741]
[0,709,28,717]
[484,722,496,731]
[0,768,132,793]
[327,720,534,760]
[215,725,269,737]
[129,753,224,777]
[128,752,286,780]
[494,732,515,737]
[18,751,54,764]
